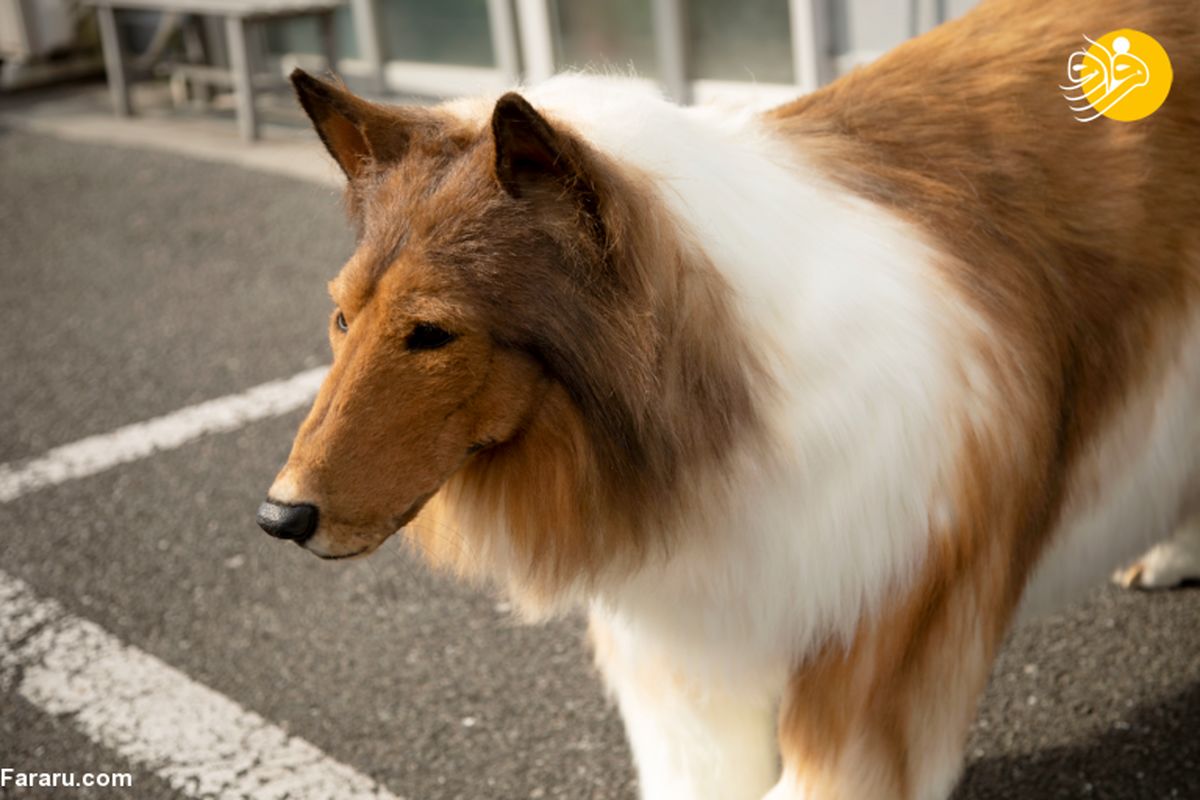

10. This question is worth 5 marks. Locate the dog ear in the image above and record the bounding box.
[491,93,599,215]
[290,69,422,181]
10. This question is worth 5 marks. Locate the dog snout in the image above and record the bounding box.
[256,500,319,543]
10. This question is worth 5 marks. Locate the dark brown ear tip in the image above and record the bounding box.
[289,67,314,88]
[492,93,550,143]
[290,68,338,100]
[290,69,345,120]
[494,92,535,116]
[290,69,323,103]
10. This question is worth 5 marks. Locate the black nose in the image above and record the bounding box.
[256,500,318,543]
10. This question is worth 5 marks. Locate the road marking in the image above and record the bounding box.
[0,113,342,188]
[0,367,328,503]
[0,570,402,800]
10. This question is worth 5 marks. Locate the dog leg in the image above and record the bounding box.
[767,544,1012,800]
[588,610,780,800]
[1115,515,1200,589]
[766,638,991,799]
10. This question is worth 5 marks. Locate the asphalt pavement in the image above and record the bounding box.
[0,125,1196,800]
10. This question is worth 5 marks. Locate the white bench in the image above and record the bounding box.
[81,0,346,141]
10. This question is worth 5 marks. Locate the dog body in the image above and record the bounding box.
[266,0,1198,797]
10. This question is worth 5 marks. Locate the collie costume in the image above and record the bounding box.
[257,0,1199,796]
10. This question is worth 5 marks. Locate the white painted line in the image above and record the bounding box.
[0,367,328,504]
[0,113,342,188]
[0,570,402,800]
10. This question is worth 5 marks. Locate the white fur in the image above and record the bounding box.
[527,73,975,678]
[449,76,1197,798]
[523,76,991,796]
[1021,315,1200,617]
[595,611,780,800]
[1119,516,1200,588]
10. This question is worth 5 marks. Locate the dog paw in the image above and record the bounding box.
[1113,535,1200,590]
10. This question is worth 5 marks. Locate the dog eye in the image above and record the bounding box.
[405,323,456,351]
[335,311,348,333]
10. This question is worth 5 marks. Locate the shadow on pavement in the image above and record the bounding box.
[955,680,1200,799]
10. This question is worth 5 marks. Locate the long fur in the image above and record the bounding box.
[273,0,1199,796]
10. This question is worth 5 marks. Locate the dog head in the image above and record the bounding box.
[259,71,633,561]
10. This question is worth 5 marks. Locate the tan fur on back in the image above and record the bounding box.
[273,3,1198,794]
[766,0,1198,793]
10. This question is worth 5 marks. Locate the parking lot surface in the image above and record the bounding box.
[1,126,1196,800]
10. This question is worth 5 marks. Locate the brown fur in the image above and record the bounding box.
[767,0,1199,794]
[274,72,765,589]
[272,0,1197,793]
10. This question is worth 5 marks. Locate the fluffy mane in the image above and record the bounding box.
[409,80,770,603]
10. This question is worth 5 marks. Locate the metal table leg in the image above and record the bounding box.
[95,5,132,117]
[349,0,386,94]
[223,14,259,142]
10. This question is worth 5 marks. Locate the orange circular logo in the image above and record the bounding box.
[1061,29,1172,122]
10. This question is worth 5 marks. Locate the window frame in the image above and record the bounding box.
[318,0,841,104]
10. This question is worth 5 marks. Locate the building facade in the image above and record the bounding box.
[267,0,980,104]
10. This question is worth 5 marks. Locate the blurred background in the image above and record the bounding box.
[3,0,982,121]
